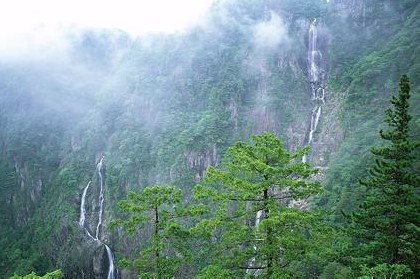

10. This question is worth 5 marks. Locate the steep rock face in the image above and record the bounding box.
[184,143,218,182]
[11,160,44,226]
[310,0,418,169]
[310,95,345,167]
[93,245,108,279]
[332,0,369,17]
[249,59,277,134]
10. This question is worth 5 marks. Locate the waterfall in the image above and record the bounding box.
[246,210,264,274]
[79,181,91,227]
[255,210,263,226]
[309,106,322,144]
[303,18,326,163]
[309,19,318,87]
[78,156,117,279]
[308,18,325,103]
[95,156,105,240]
[105,244,116,279]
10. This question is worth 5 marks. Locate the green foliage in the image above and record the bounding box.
[193,133,323,277]
[273,0,327,19]
[1,0,418,277]
[319,1,419,230]
[349,75,420,275]
[113,185,203,278]
[9,270,62,279]
[320,262,353,279]
[360,263,412,279]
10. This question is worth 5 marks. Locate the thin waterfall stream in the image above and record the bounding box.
[79,156,117,279]
[246,210,264,274]
[95,156,105,240]
[303,18,325,163]
[79,181,91,228]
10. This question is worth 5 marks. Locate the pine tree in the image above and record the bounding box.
[112,185,205,278]
[192,132,322,277]
[350,75,420,275]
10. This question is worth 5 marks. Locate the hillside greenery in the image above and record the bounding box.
[348,75,419,275]
[0,0,418,278]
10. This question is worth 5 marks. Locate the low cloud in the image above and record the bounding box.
[0,24,75,62]
[252,11,290,51]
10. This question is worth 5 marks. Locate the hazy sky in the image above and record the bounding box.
[0,0,215,38]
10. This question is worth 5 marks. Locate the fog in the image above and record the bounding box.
[0,0,214,60]
[0,0,214,35]
[0,0,294,120]
[252,11,290,51]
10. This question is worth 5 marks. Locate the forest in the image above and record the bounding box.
[0,0,419,278]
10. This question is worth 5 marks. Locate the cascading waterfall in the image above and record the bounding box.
[78,156,117,279]
[105,244,116,279]
[79,181,91,228]
[303,18,325,163]
[309,19,318,95]
[96,156,105,240]
[308,106,322,145]
[246,210,264,274]
[308,19,325,103]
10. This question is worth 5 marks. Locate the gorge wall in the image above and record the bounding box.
[0,0,418,277]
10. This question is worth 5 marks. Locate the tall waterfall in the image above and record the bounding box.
[96,156,105,240]
[78,156,117,279]
[79,181,91,228]
[105,244,116,279]
[308,18,325,103]
[303,18,325,163]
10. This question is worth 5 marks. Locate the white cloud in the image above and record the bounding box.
[252,11,289,51]
[0,0,214,60]
[0,0,214,37]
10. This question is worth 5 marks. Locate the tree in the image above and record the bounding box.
[192,132,322,277]
[112,185,205,278]
[349,74,420,275]
[9,270,63,279]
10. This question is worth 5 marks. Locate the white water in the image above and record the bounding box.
[78,156,117,279]
[95,156,105,240]
[308,19,325,103]
[79,181,91,227]
[308,106,322,145]
[246,209,264,274]
[303,18,325,163]
[105,244,116,279]
[255,210,263,227]
[308,19,318,86]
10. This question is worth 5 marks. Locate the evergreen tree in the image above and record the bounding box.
[9,270,63,279]
[193,133,322,277]
[349,75,420,275]
[112,185,205,278]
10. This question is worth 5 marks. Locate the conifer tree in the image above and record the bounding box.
[193,132,322,277]
[112,185,205,278]
[350,75,420,275]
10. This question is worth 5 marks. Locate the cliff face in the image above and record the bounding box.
[0,0,418,277]
[315,0,419,220]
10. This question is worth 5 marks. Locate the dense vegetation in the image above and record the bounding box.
[348,75,419,276]
[0,0,418,278]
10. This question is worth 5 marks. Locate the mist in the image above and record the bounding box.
[252,11,290,51]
